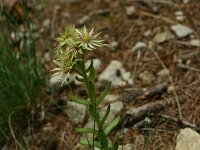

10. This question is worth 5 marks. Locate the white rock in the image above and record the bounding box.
[183,0,190,3]
[98,60,133,87]
[126,6,136,16]
[171,24,193,38]
[85,58,102,70]
[176,128,200,150]
[119,144,135,150]
[144,29,152,37]
[131,42,148,53]
[176,16,185,21]
[44,52,51,62]
[109,101,123,116]
[157,68,170,82]
[175,11,184,16]
[190,39,200,47]
[109,41,119,51]
[139,70,155,85]
[63,101,86,124]
[153,31,175,43]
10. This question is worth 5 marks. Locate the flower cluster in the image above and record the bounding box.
[51,25,105,85]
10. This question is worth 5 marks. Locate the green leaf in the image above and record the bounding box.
[98,130,108,148]
[75,76,85,82]
[88,60,95,82]
[88,104,100,125]
[88,81,96,103]
[105,116,120,135]
[112,133,119,150]
[96,82,111,106]
[68,94,89,105]
[100,105,110,128]
[80,140,101,149]
[76,128,97,134]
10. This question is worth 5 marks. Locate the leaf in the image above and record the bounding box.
[88,104,100,125]
[104,116,120,136]
[75,76,85,82]
[88,60,95,82]
[80,140,101,149]
[100,105,110,128]
[88,81,96,103]
[98,130,108,148]
[76,128,97,134]
[68,94,89,105]
[96,82,111,106]
[112,133,120,150]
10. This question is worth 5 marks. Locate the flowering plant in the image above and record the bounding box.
[52,25,120,150]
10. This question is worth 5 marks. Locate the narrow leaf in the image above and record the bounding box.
[88,81,96,103]
[80,140,101,149]
[76,128,97,134]
[100,105,110,128]
[68,94,89,105]
[105,116,120,135]
[96,82,111,106]
[75,76,85,82]
[88,60,95,82]
[98,130,108,148]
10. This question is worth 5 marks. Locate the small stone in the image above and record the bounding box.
[176,128,200,150]
[183,0,190,3]
[40,19,51,33]
[153,31,175,43]
[190,39,200,47]
[176,16,185,21]
[44,52,51,62]
[139,70,155,85]
[109,101,123,116]
[157,68,170,82]
[171,24,193,38]
[109,41,119,51]
[98,60,132,87]
[144,29,152,37]
[175,11,184,16]
[131,42,148,53]
[63,101,86,124]
[126,6,136,16]
[119,144,135,150]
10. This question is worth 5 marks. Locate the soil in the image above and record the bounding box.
[2,0,200,149]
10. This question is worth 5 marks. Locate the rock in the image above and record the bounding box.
[119,144,135,150]
[109,41,119,51]
[131,42,148,53]
[63,100,86,124]
[99,94,120,107]
[40,19,51,33]
[183,0,190,3]
[153,31,175,43]
[107,101,123,116]
[157,68,170,82]
[171,24,193,38]
[44,52,51,62]
[144,29,152,37]
[49,74,65,90]
[176,128,200,150]
[85,58,102,70]
[98,60,133,87]
[175,11,185,21]
[139,70,155,85]
[126,6,136,16]
[190,39,200,47]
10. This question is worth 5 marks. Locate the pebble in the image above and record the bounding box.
[144,29,152,37]
[139,70,155,85]
[176,128,200,150]
[153,31,175,43]
[190,39,200,47]
[109,41,119,51]
[171,24,193,38]
[63,100,86,124]
[157,68,170,82]
[175,11,185,21]
[98,60,133,87]
[77,15,90,25]
[126,6,136,16]
[131,42,148,53]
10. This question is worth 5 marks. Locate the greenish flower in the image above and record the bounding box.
[51,25,105,85]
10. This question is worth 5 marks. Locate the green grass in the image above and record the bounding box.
[0,2,44,146]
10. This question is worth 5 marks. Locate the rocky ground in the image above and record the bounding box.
[2,0,200,149]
